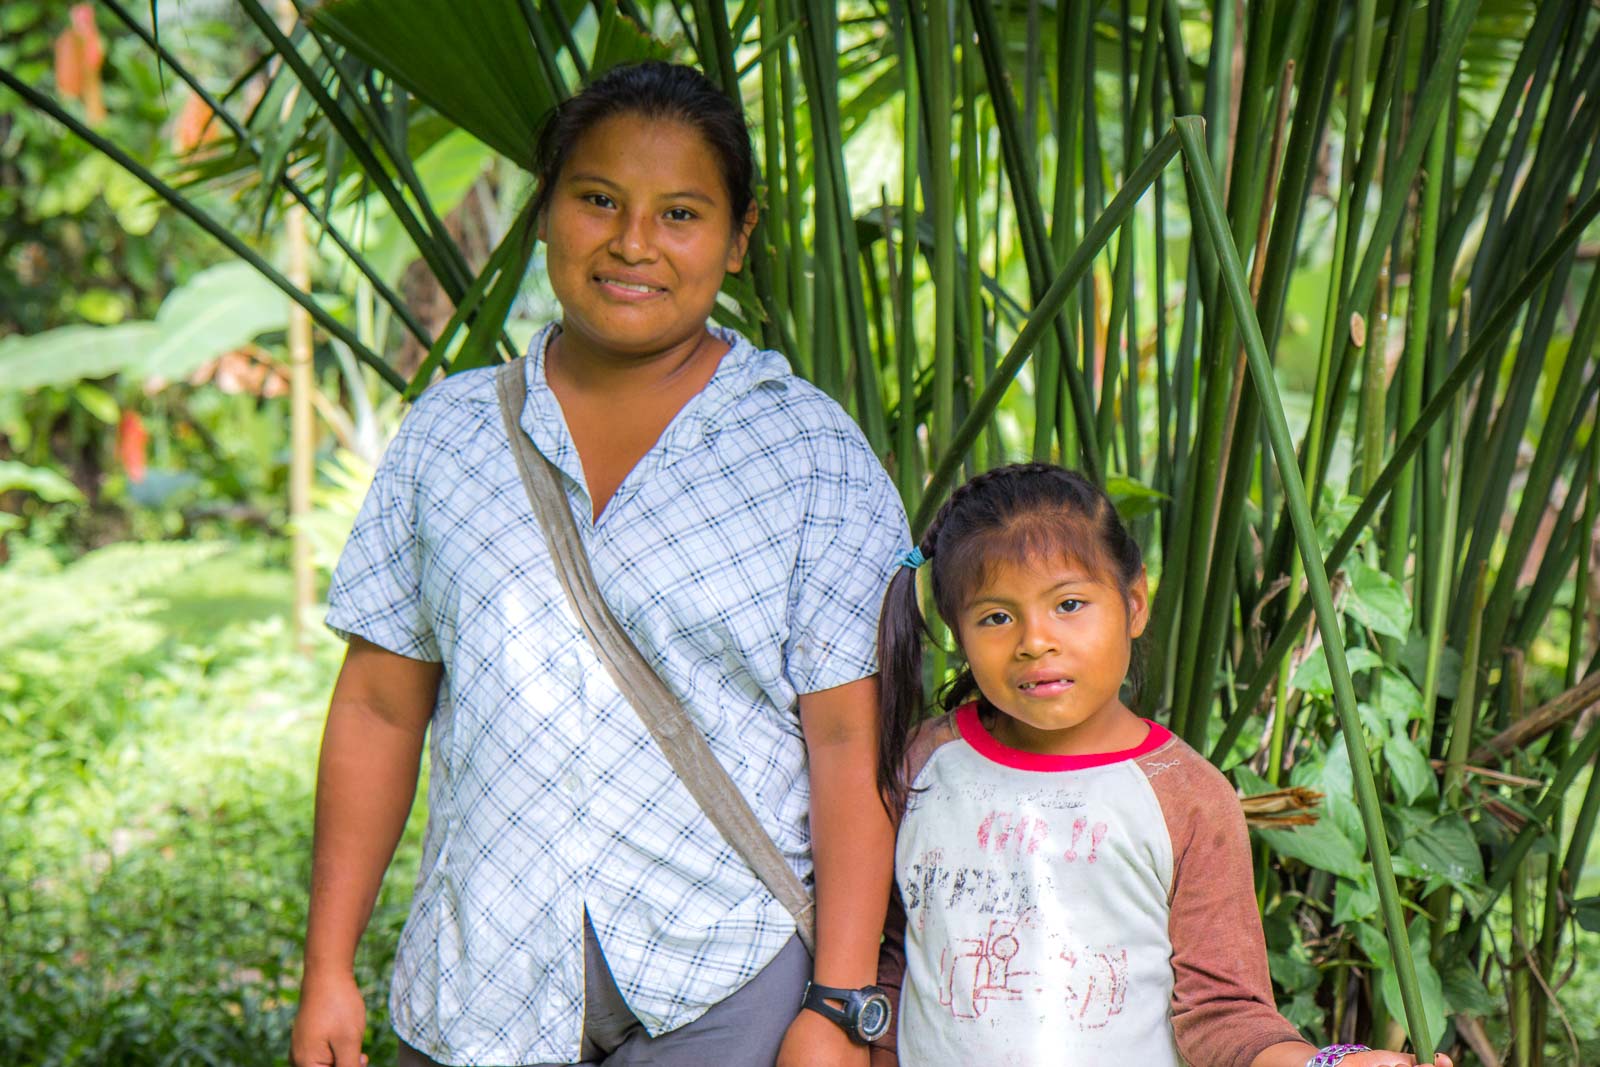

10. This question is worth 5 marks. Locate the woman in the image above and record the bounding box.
[289,63,906,1067]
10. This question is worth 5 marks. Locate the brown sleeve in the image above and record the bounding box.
[871,882,907,1061]
[872,713,961,1062]
[1139,740,1306,1067]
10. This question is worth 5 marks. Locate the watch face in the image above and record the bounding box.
[856,993,891,1041]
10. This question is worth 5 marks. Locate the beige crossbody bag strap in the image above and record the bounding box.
[495,360,816,954]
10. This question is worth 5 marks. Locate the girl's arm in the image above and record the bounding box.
[291,636,441,1067]
[778,676,895,1067]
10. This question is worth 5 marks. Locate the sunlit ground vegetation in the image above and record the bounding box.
[0,539,425,1065]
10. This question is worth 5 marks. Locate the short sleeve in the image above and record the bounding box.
[325,412,441,662]
[784,424,908,695]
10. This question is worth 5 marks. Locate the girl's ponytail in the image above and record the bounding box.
[877,550,929,817]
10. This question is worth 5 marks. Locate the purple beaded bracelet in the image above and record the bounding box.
[1308,1045,1371,1067]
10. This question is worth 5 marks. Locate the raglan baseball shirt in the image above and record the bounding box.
[876,705,1303,1067]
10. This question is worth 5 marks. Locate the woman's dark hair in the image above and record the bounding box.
[876,463,1146,813]
[530,61,755,226]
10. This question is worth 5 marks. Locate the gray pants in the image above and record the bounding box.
[397,919,810,1067]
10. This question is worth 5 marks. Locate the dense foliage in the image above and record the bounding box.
[5,1,1600,1065]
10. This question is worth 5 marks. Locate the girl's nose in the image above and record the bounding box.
[1016,616,1060,657]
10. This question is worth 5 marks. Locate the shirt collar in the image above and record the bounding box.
[517,322,791,511]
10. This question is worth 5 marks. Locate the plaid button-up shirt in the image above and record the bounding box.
[326,323,908,1065]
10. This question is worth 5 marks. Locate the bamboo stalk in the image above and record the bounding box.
[1176,114,1434,1058]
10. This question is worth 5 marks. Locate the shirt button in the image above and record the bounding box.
[564,774,581,795]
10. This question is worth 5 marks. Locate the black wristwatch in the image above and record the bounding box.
[799,981,893,1044]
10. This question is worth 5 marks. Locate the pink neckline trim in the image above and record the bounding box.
[955,703,1173,771]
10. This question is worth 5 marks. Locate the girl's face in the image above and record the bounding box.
[955,554,1149,756]
[538,112,755,364]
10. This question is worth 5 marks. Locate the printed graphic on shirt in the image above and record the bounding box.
[895,742,1181,1067]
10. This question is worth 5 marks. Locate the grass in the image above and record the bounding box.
[0,541,424,1067]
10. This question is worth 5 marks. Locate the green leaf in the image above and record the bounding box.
[0,460,83,503]
[591,0,673,75]
[1394,807,1485,896]
[1334,874,1379,924]
[1268,950,1322,995]
[72,384,121,425]
[1441,959,1498,1016]
[1106,474,1168,520]
[1255,818,1366,881]
[313,0,564,169]
[1377,670,1426,731]
[0,324,160,391]
[143,263,293,381]
[1343,556,1413,638]
[1385,735,1437,804]
[1575,896,1600,933]
[1292,645,1385,697]
[1380,923,1447,1051]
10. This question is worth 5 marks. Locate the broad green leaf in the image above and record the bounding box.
[1575,896,1600,933]
[72,383,120,425]
[1334,874,1378,924]
[1441,959,1498,1016]
[0,460,83,503]
[1255,818,1366,881]
[1376,940,1452,1049]
[1268,950,1322,995]
[313,0,562,169]
[1106,474,1168,520]
[1343,556,1413,638]
[1393,807,1485,896]
[591,1,674,75]
[1291,736,1367,852]
[0,323,159,391]
[1292,645,1384,697]
[1384,735,1437,804]
[1377,670,1426,732]
[1380,922,1447,1051]
[0,265,286,390]
[143,263,293,381]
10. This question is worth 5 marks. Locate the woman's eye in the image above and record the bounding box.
[664,207,697,222]
[582,193,616,209]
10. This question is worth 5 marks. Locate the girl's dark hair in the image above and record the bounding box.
[530,61,755,226]
[876,464,1145,813]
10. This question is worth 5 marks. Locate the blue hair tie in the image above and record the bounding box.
[898,546,926,570]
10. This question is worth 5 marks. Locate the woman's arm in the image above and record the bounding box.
[290,636,442,1067]
[777,676,895,1067]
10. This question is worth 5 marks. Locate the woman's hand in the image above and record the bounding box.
[289,967,368,1067]
[776,1008,869,1067]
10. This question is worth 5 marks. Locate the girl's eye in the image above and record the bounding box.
[664,207,697,222]
[582,193,616,209]
[977,610,1012,627]
[1057,598,1086,614]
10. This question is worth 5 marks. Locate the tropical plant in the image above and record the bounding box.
[6,1,1600,1063]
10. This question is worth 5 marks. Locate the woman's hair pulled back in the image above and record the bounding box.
[875,463,1144,813]
[531,61,755,226]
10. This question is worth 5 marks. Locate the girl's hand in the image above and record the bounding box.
[290,968,369,1067]
[776,1008,869,1067]
[1341,1054,1453,1067]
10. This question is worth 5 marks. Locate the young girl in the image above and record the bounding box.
[870,463,1450,1067]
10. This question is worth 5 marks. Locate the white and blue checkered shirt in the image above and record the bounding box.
[326,323,908,1065]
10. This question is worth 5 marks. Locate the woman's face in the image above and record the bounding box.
[538,112,754,363]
